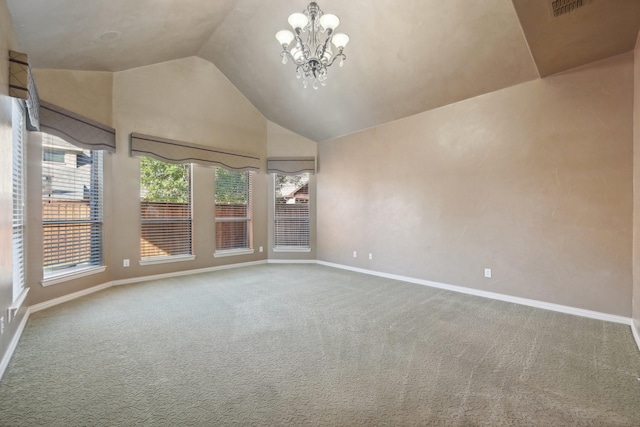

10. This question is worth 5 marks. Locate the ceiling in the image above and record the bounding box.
[6,0,640,142]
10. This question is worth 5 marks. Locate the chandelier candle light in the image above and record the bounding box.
[275,2,349,89]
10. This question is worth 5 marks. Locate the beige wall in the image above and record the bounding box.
[318,53,634,317]
[267,121,317,260]
[633,32,640,338]
[27,70,113,305]
[32,69,113,126]
[110,57,267,281]
[27,56,268,304]
[0,0,26,367]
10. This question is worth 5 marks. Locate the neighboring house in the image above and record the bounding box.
[284,182,309,203]
[42,134,92,201]
[277,176,310,204]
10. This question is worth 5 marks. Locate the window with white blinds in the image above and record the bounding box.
[140,157,192,260]
[12,100,26,301]
[42,133,103,277]
[214,168,253,254]
[274,173,310,250]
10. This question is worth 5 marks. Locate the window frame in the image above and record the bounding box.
[41,134,105,284]
[139,157,195,265]
[214,168,254,257]
[43,149,66,163]
[273,173,311,253]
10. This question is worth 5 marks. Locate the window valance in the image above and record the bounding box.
[267,157,316,175]
[131,133,261,172]
[9,50,40,131]
[39,101,116,153]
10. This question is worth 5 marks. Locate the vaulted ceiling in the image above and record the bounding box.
[6,0,640,142]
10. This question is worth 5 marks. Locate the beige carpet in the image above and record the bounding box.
[1,264,639,426]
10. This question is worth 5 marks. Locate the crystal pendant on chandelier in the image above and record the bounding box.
[275,2,350,89]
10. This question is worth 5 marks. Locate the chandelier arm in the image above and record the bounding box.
[293,30,311,63]
[326,50,346,67]
[316,28,333,61]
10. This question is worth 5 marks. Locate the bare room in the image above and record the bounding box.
[1,0,640,425]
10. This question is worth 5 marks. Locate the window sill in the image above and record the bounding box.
[42,265,107,287]
[139,254,196,266]
[273,247,312,253]
[214,249,255,258]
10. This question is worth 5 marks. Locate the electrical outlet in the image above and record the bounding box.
[368,253,373,260]
[353,251,357,258]
[259,246,263,253]
[0,316,4,335]
[484,268,492,278]
[123,259,130,267]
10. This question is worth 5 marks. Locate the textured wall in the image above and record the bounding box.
[318,53,634,316]
[266,121,317,260]
[633,32,640,338]
[28,57,268,303]
[28,71,113,305]
[109,57,267,282]
[33,69,113,126]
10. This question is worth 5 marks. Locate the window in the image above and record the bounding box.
[274,173,310,250]
[42,134,103,277]
[140,157,192,261]
[214,168,253,255]
[12,100,26,301]
[43,149,65,163]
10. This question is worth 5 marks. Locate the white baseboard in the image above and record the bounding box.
[267,259,317,264]
[0,307,31,381]
[3,258,638,382]
[29,260,268,311]
[29,282,114,314]
[110,260,268,287]
[632,321,640,354]
[316,261,633,326]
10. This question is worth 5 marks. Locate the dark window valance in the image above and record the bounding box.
[39,101,116,153]
[267,157,316,175]
[9,50,40,131]
[131,133,261,172]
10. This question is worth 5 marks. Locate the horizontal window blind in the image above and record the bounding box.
[215,168,252,252]
[140,157,192,259]
[274,173,310,249]
[12,100,26,300]
[42,134,103,276]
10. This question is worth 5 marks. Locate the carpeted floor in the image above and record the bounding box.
[1,264,639,426]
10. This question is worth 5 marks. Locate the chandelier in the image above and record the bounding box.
[275,2,349,89]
